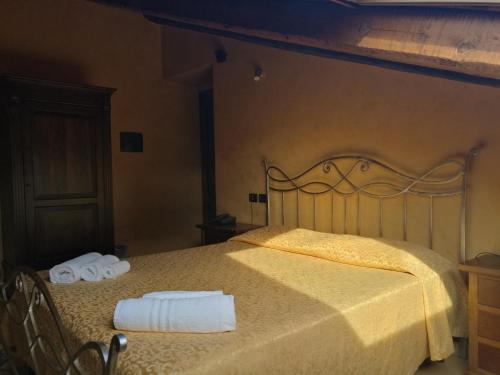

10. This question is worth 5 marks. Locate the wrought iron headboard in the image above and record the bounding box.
[0,267,127,374]
[264,146,481,262]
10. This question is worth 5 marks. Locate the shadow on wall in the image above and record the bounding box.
[0,50,87,83]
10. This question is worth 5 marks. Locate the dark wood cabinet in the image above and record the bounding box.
[0,75,115,270]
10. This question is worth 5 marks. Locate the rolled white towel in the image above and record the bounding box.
[113,295,236,333]
[49,252,102,284]
[81,255,120,282]
[143,291,223,299]
[103,260,130,279]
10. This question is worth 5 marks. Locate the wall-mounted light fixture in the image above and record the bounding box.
[254,67,264,82]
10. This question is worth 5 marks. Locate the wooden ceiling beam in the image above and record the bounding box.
[93,0,500,86]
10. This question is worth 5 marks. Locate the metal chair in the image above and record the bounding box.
[0,267,127,374]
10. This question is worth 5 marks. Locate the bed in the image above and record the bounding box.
[0,147,480,375]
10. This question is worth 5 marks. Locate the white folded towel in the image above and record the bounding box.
[143,291,223,299]
[113,295,236,333]
[103,260,131,279]
[49,252,102,284]
[81,255,120,282]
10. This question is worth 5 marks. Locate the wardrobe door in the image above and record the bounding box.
[22,101,111,269]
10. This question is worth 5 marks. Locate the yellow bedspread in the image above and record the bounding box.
[231,226,468,360]
[43,227,466,375]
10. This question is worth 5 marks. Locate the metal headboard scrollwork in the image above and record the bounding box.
[264,146,481,262]
[0,267,127,374]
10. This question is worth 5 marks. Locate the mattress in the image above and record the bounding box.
[44,228,466,375]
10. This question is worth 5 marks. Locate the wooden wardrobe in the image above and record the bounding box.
[0,75,115,271]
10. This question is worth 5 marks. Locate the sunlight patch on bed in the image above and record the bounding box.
[225,247,447,347]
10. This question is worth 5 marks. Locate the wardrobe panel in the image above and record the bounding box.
[31,111,98,199]
[0,75,115,271]
[34,204,99,267]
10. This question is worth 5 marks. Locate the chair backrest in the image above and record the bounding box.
[0,267,127,374]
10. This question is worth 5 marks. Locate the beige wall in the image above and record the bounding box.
[2,2,498,260]
[160,27,500,260]
[0,0,202,257]
[212,38,499,260]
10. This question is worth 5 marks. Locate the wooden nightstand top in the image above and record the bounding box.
[459,254,500,278]
[196,222,263,234]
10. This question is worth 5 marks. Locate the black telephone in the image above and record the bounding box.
[209,213,236,225]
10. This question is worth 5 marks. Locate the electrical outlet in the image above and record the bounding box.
[249,193,258,203]
[258,193,267,203]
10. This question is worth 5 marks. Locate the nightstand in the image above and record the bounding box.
[196,223,263,245]
[459,254,500,375]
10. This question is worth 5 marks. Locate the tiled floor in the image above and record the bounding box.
[416,355,467,375]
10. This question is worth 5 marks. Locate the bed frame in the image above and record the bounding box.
[264,146,481,262]
[0,147,480,374]
[0,267,127,374]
